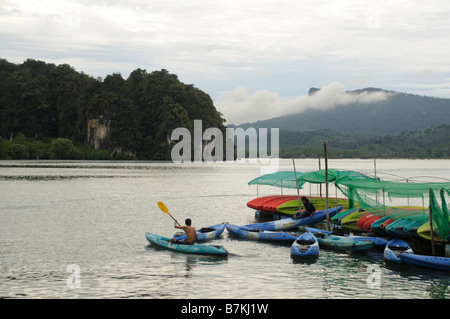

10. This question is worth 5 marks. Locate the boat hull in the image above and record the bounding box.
[244,206,343,231]
[291,232,319,257]
[399,254,450,272]
[225,223,297,241]
[173,223,226,242]
[383,239,414,263]
[146,233,228,255]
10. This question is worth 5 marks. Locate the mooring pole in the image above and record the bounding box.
[292,154,302,211]
[324,142,331,231]
[429,188,436,256]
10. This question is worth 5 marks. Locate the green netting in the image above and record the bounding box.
[429,189,450,240]
[336,179,450,237]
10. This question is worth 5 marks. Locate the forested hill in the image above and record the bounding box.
[0,58,225,160]
[239,88,450,136]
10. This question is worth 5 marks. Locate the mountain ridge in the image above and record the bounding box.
[235,87,450,136]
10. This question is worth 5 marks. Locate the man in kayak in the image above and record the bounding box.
[293,197,316,219]
[170,218,198,245]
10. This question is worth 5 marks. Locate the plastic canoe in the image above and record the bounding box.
[225,223,297,241]
[357,213,382,232]
[330,208,360,225]
[291,232,319,258]
[314,233,374,252]
[244,206,343,231]
[370,216,392,235]
[403,219,428,239]
[417,220,450,242]
[385,219,416,238]
[173,222,226,242]
[399,254,450,272]
[340,210,369,231]
[276,197,351,215]
[146,233,228,255]
[383,239,414,263]
[305,226,387,248]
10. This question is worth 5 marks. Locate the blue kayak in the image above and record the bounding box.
[383,239,414,263]
[146,233,228,255]
[244,206,343,231]
[290,232,319,258]
[399,254,450,272]
[173,223,226,242]
[225,223,297,241]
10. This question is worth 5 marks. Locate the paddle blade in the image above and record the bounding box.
[157,201,169,214]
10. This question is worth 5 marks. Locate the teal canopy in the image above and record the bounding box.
[248,169,372,189]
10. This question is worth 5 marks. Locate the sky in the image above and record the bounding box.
[1,0,450,125]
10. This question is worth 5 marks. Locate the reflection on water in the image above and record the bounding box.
[0,159,449,299]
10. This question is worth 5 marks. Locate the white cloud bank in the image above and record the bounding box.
[216,82,393,125]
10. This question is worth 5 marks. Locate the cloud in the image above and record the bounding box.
[1,0,450,101]
[216,82,393,125]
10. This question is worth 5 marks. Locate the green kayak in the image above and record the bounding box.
[146,233,228,255]
[314,233,374,252]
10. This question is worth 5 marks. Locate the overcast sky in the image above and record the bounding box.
[1,0,450,124]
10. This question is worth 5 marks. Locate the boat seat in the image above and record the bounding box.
[296,240,316,245]
[388,245,409,251]
[199,227,215,233]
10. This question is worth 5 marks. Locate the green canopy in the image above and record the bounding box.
[247,169,372,189]
[247,171,305,189]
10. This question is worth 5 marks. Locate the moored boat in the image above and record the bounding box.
[244,206,343,231]
[225,223,297,241]
[383,239,414,263]
[314,232,374,252]
[173,222,226,242]
[305,226,387,248]
[399,254,450,272]
[146,233,228,255]
[290,232,319,258]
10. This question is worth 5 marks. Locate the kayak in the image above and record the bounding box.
[370,216,392,235]
[340,210,369,231]
[246,195,298,213]
[357,213,382,232]
[399,254,450,272]
[331,208,361,225]
[291,232,319,258]
[276,197,351,215]
[145,233,228,255]
[417,220,450,242]
[173,223,226,242]
[383,239,414,263]
[385,219,415,238]
[403,219,428,239]
[225,223,297,241]
[244,206,343,231]
[314,233,374,252]
[305,226,387,248]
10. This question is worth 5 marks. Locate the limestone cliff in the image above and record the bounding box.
[87,116,110,150]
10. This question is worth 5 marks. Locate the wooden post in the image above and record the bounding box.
[292,154,302,211]
[318,157,322,197]
[324,142,331,231]
[429,188,436,256]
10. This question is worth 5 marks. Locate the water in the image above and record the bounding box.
[1,159,449,299]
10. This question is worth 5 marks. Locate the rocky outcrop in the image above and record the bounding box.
[87,116,110,150]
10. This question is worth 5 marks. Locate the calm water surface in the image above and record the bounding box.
[0,159,449,299]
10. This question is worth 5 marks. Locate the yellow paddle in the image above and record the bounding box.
[157,201,182,227]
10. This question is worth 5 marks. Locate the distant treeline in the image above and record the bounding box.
[279,124,450,159]
[0,58,225,160]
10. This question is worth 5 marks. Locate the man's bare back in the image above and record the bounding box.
[171,218,198,245]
